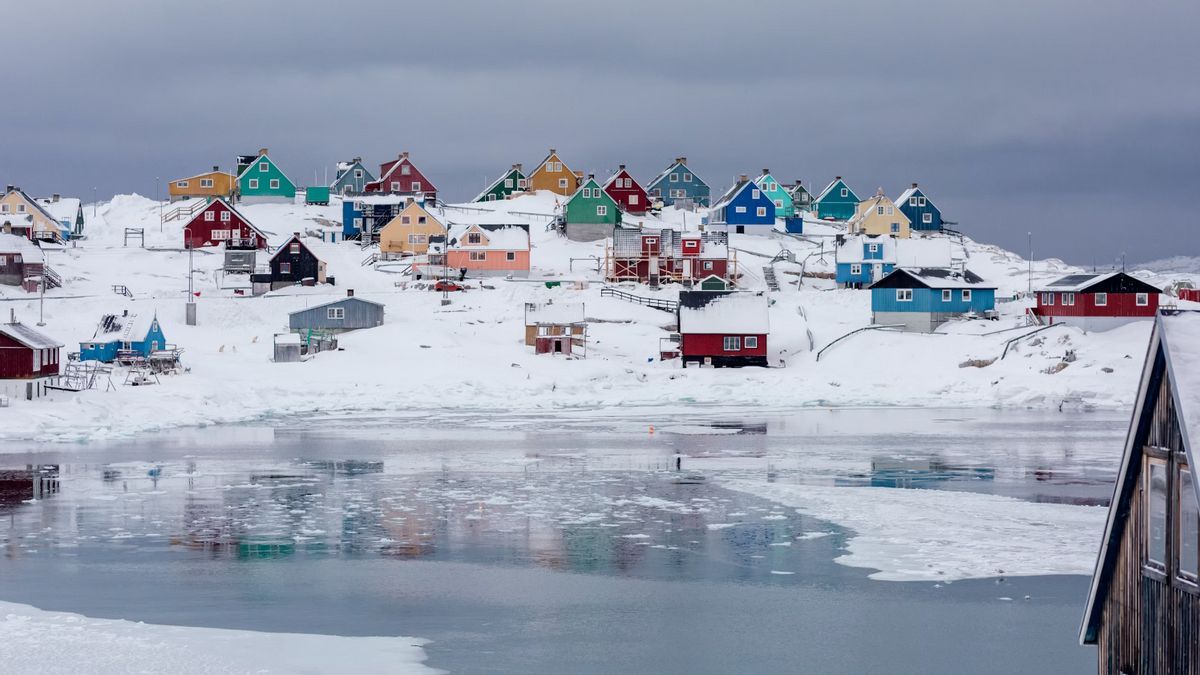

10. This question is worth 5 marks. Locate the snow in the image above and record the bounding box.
[0,322,63,349]
[1164,312,1200,457]
[0,232,43,257]
[721,480,1108,581]
[0,601,441,675]
[678,291,769,334]
[0,190,1197,443]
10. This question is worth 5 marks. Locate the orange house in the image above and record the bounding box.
[444,223,530,277]
[168,167,237,202]
[528,148,582,196]
[379,200,447,257]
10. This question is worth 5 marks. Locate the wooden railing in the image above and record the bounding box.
[162,199,207,223]
[600,287,678,312]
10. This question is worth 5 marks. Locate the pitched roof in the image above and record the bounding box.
[0,322,63,349]
[446,223,530,250]
[815,177,857,203]
[870,267,994,290]
[236,153,295,186]
[895,185,932,209]
[678,291,770,334]
[36,198,81,223]
[0,232,43,256]
[711,177,755,211]
[289,295,384,317]
[171,169,236,184]
[1039,271,1161,295]
[647,158,709,190]
[89,312,159,343]
[269,235,324,263]
[473,167,525,202]
[4,188,59,226]
[1080,311,1200,643]
[602,168,643,191]
[526,302,585,325]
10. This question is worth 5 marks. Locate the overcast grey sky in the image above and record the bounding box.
[1,0,1196,264]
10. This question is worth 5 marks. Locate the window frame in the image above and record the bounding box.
[1146,456,1170,576]
[744,336,759,349]
[896,289,913,302]
[327,307,345,320]
[850,263,862,276]
[722,336,741,351]
[962,289,972,302]
[1179,463,1199,585]
[1136,293,1149,306]
[1095,292,1108,306]
[942,289,952,302]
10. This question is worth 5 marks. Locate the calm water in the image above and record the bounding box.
[0,408,1125,674]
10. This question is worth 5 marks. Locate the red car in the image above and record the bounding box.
[434,280,463,292]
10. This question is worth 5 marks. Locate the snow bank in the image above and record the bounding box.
[721,479,1107,582]
[0,601,442,675]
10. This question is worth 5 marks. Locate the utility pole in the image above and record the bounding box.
[184,228,197,325]
[156,177,162,231]
[1027,231,1032,295]
[92,187,97,218]
[37,265,46,326]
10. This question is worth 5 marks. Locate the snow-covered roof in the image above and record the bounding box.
[472,167,524,202]
[275,332,301,345]
[894,186,920,207]
[1164,312,1200,457]
[647,159,684,189]
[835,235,896,264]
[4,188,59,225]
[447,223,529,250]
[711,178,752,211]
[36,198,80,223]
[290,295,384,316]
[1038,271,1161,294]
[896,238,953,268]
[90,312,158,342]
[0,232,43,256]
[0,322,63,349]
[814,177,849,203]
[526,302,585,325]
[678,291,769,334]
[352,195,408,206]
[873,268,994,290]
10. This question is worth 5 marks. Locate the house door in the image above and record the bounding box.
[554,340,563,354]
[872,263,883,282]
[682,259,692,280]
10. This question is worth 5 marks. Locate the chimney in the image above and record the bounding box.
[4,185,12,193]
[9,308,14,324]
[678,157,686,164]
[911,182,919,188]
[293,231,300,238]
[404,196,414,205]
[548,147,556,154]
[587,173,595,180]
[213,165,220,172]
[354,157,362,163]
[762,168,770,176]
[738,174,748,182]
[795,180,803,187]
[400,152,409,159]
[347,289,355,298]
[258,148,269,156]
[618,164,626,171]
[512,163,522,171]
[52,193,60,202]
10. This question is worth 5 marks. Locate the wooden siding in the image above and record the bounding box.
[289,298,383,332]
[168,171,236,200]
[529,152,580,195]
[379,202,446,256]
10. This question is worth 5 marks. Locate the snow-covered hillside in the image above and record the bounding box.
[2,192,1198,443]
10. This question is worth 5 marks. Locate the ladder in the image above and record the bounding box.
[762,266,780,292]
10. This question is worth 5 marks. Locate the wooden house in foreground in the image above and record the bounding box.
[676,291,769,368]
[524,302,587,356]
[0,316,62,400]
[1034,272,1162,332]
[1081,310,1200,674]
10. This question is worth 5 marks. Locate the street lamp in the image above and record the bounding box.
[92,187,97,218]
[1027,231,1032,295]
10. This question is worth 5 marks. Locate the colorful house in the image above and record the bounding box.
[754,170,794,219]
[1079,310,1200,674]
[562,175,621,242]
[896,183,943,232]
[0,319,62,400]
[677,291,769,368]
[0,186,65,242]
[869,268,997,332]
[182,198,268,249]
[646,157,709,209]
[528,148,581,196]
[252,234,328,291]
[524,302,587,356]
[365,152,438,202]
[343,195,405,241]
[169,167,237,202]
[848,189,911,238]
[474,164,527,202]
[330,158,375,196]
[813,177,859,221]
[0,233,49,291]
[606,226,733,286]
[236,149,296,204]
[789,182,813,213]
[443,223,531,278]
[1033,272,1162,332]
[834,234,953,288]
[602,165,649,214]
[289,290,384,334]
[36,195,84,239]
[710,175,775,233]
[79,311,167,362]
[378,200,446,257]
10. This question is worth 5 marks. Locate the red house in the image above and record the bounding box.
[1033,272,1161,332]
[603,165,649,214]
[607,226,734,286]
[364,152,438,202]
[0,318,63,399]
[676,290,769,368]
[182,199,268,249]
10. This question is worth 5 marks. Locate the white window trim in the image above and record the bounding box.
[327,307,345,320]
[850,264,861,275]
[896,289,913,302]
[942,289,952,302]
[1136,293,1149,306]
[962,289,972,302]
[1095,292,1108,307]
[744,336,759,349]
[248,179,259,189]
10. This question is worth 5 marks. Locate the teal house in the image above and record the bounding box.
[789,182,813,213]
[813,176,859,221]
[330,158,374,196]
[475,164,527,202]
[870,268,996,332]
[237,149,296,204]
[79,311,167,362]
[754,170,794,218]
[646,157,710,208]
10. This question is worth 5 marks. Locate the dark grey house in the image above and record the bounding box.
[288,290,384,333]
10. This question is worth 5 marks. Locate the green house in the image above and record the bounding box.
[562,176,621,242]
[813,176,859,221]
[754,170,793,218]
[237,149,296,204]
[699,274,729,291]
[474,164,527,202]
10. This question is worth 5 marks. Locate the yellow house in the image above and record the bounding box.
[848,189,911,238]
[168,167,237,202]
[528,148,582,196]
[0,186,62,241]
[379,200,447,257]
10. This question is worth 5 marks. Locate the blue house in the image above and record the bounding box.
[710,174,776,233]
[813,176,860,221]
[343,195,406,240]
[836,235,955,288]
[330,158,375,196]
[646,157,710,208]
[896,182,943,232]
[869,268,996,332]
[79,311,167,362]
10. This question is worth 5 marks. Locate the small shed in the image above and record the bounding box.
[273,333,302,363]
[288,290,384,334]
[524,302,587,356]
[677,291,769,368]
[79,311,167,363]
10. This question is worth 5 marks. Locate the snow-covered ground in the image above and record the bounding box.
[0,601,441,675]
[2,191,1197,443]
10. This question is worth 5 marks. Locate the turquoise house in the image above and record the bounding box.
[869,268,996,332]
[330,158,375,196]
[79,311,167,362]
[237,149,296,204]
[813,176,859,221]
[754,170,794,218]
[646,157,710,208]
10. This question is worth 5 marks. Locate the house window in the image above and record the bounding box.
[328,307,345,320]
[0,256,5,266]
[487,194,497,201]
[506,251,516,261]
[775,200,783,209]
[877,206,885,216]
[204,211,215,221]
[1180,466,1199,583]
[751,189,760,200]
[517,179,527,188]
[735,206,746,214]
[270,179,280,189]
[355,169,363,178]
[597,205,608,216]
[891,223,900,233]
[176,181,188,188]
[402,216,411,224]
[1136,293,1149,306]
[850,264,862,275]
[1060,292,1074,305]
[469,251,486,261]
[290,243,300,254]
[1042,292,1055,305]
[220,211,231,222]
[923,213,933,224]
[259,162,269,172]
[868,243,879,253]
[670,174,679,183]
[280,262,291,274]
[887,206,894,215]
[745,336,759,349]
[467,232,482,244]
[200,179,214,188]
[418,216,426,224]
[723,336,741,351]
[909,197,918,207]
[962,289,972,302]
[248,179,259,189]
[391,182,401,191]
[629,194,639,205]
[559,178,568,189]
[0,204,7,212]
[840,188,848,198]
[553,162,562,172]
[703,261,713,271]
[918,197,927,207]
[407,234,426,244]
[1095,292,1108,306]
[354,217,363,228]
[582,188,591,198]
[17,204,25,212]
[942,289,952,302]
[896,289,913,302]
[412,182,422,192]
[1147,458,1168,571]
[684,173,692,182]
[504,179,513,188]
[756,207,767,217]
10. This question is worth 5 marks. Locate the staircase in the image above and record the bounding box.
[162,199,207,223]
[762,266,781,292]
[600,287,678,313]
[112,284,132,297]
[361,251,380,266]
